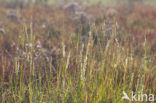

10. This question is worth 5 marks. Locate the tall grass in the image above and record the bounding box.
[0,17,155,103]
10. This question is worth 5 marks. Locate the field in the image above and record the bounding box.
[0,1,156,103]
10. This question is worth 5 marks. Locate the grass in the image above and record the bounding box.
[0,2,156,103]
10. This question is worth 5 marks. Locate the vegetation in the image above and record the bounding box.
[0,1,156,103]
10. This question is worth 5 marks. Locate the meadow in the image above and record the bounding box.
[0,1,156,103]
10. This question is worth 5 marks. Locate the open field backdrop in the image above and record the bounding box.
[0,0,156,103]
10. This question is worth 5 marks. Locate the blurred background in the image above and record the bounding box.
[0,0,156,7]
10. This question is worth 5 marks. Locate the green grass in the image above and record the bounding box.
[0,20,155,103]
[0,1,156,102]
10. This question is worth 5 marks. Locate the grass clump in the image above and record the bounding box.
[0,3,156,103]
